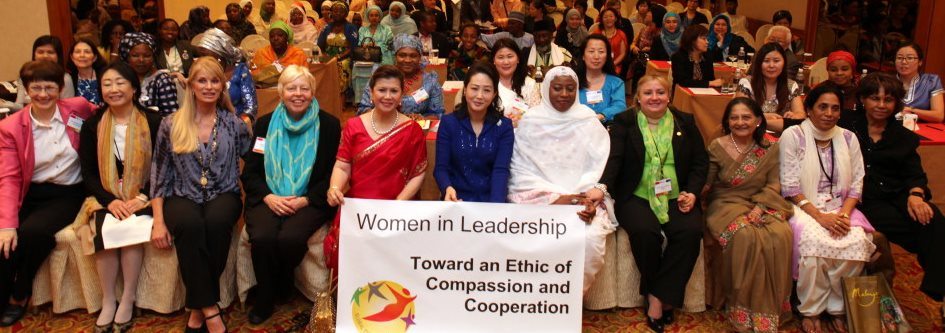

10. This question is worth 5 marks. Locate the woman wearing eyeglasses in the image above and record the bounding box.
[895,42,944,123]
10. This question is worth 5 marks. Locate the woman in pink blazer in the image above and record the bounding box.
[0,61,97,327]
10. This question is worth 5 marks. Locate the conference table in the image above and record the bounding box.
[646,60,740,87]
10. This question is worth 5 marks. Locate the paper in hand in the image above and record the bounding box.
[101,214,154,250]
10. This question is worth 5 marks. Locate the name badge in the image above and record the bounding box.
[412,89,429,103]
[654,178,672,196]
[816,192,843,212]
[586,90,604,104]
[253,137,266,154]
[67,114,85,132]
[273,61,285,73]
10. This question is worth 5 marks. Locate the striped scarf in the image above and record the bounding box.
[97,108,152,200]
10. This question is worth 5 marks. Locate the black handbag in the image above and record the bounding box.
[352,37,383,63]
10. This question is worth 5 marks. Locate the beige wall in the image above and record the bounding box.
[0,0,51,81]
[738,0,807,29]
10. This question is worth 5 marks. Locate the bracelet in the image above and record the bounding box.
[593,183,610,198]
[910,191,925,198]
[797,199,810,207]
[839,213,850,219]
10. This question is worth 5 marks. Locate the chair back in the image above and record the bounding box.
[808,56,829,86]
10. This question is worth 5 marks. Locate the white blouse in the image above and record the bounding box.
[30,107,81,185]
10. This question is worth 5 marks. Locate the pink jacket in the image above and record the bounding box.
[0,97,97,229]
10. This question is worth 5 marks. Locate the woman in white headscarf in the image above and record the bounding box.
[508,66,616,295]
[381,1,418,36]
[288,1,319,44]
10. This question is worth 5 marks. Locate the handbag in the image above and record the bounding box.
[841,274,912,333]
[352,37,382,63]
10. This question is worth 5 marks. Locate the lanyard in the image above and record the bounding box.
[816,140,835,196]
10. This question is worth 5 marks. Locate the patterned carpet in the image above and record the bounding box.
[2,243,942,333]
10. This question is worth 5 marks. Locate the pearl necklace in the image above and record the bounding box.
[371,110,399,135]
[730,133,752,154]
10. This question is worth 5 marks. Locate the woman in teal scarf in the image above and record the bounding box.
[240,65,341,325]
[588,74,707,333]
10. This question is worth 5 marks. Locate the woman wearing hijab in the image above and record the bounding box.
[250,0,282,36]
[706,14,754,64]
[554,9,588,57]
[648,12,683,61]
[241,65,340,325]
[289,1,319,44]
[317,1,360,96]
[357,35,445,118]
[251,21,308,81]
[381,2,419,36]
[360,5,394,65]
[226,2,257,44]
[119,32,179,116]
[509,66,615,295]
[193,28,258,128]
[180,6,212,41]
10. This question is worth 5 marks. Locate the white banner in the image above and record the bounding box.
[337,198,585,333]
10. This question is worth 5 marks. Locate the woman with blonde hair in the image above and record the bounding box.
[240,65,341,324]
[150,57,251,333]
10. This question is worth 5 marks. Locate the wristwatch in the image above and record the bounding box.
[910,191,925,198]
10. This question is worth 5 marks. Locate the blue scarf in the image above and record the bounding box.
[660,12,683,56]
[264,100,321,196]
[707,15,733,57]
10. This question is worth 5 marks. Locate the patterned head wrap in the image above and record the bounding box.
[331,0,348,12]
[119,32,156,62]
[192,28,243,65]
[827,50,857,69]
[393,34,423,54]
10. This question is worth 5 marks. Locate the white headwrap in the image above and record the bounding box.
[509,66,611,200]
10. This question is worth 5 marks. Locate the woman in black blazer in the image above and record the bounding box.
[240,65,341,325]
[587,74,707,333]
[671,24,721,89]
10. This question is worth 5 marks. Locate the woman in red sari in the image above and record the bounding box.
[324,65,427,270]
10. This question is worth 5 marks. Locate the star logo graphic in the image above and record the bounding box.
[351,287,365,306]
[367,281,388,302]
[401,310,416,329]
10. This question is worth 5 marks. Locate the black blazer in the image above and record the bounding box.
[647,38,672,61]
[241,110,342,208]
[155,40,196,76]
[79,110,163,206]
[460,0,492,24]
[413,31,453,58]
[706,34,755,63]
[599,107,708,204]
[671,51,716,88]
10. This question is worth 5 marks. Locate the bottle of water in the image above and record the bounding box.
[738,47,746,65]
[796,67,809,96]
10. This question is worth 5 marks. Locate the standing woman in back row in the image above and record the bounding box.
[150,57,251,333]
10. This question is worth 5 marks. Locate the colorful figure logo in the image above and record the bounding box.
[351,280,417,333]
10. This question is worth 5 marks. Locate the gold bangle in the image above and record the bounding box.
[839,213,850,219]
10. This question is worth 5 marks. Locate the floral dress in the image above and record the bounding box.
[325,32,352,94]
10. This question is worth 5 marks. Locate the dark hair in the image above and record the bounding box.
[573,1,587,11]
[66,38,107,92]
[98,61,146,110]
[530,0,547,14]
[636,0,649,9]
[897,41,924,60]
[100,20,136,52]
[369,65,405,89]
[804,81,844,112]
[598,7,621,24]
[21,60,65,88]
[491,38,528,97]
[213,19,230,27]
[576,34,617,88]
[456,61,503,121]
[772,10,792,24]
[32,35,64,67]
[856,72,905,114]
[460,23,480,36]
[225,3,242,18]
[721,97,769,147]
[160,18,179,29]
[679,23,708,54]
[749,43,791,115]
[416,10,436,23]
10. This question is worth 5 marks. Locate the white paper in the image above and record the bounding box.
[101,214,154,249]
[442,81,464,92]
[688,87,721,95]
